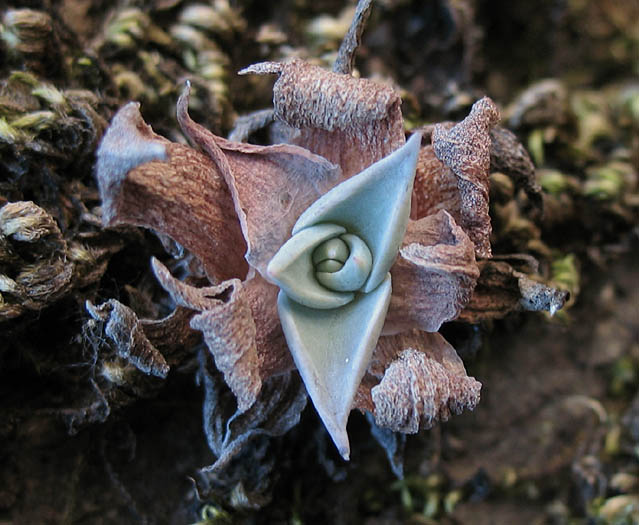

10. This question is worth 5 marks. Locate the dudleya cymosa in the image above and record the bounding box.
[267,133,421,458]
[94,58,505,470]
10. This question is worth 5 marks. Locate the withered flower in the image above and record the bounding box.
[96,59,500,460]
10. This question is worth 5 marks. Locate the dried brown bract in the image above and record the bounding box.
[385,210,479,334]
[432,97,500,258]
[152,257,293,412]
[240,59,405,178]
[460,258,569,323]
[96,102,248,282]
[365,333,481,433]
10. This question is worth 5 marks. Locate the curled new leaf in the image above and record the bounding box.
[267,133,420,458]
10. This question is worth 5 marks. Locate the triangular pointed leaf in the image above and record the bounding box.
[293,133,421,292]
[277,274,392,459]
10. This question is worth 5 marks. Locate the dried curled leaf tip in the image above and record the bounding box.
[96,103,168,201]
[432,97,500,174]
[238,61,284,76]
[432,97,500,258]
[241,58,405,178]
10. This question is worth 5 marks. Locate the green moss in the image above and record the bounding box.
[584,162,629,200]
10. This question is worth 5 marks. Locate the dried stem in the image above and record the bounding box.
[228,108,275,142]
[333,0,373,75]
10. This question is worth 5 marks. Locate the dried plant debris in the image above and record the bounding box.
[459,259,569,323]
[199,352,306,482]
[86,299,170,379]
[0,201,118,321]
[240,58,405,178]
[72,294,201,436]
[356,332,481,434]
[432,97,500,258]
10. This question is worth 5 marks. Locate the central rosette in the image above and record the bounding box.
[266,133,421,460]
[313,233,372,292]
[267,224,374,309]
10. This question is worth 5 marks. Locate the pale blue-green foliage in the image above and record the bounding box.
[266,132,421,459]
[315,233,372,292]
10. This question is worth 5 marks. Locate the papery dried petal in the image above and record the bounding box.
[86,299,170,378]
[197,351,307,484]
[176,87,341,279]
[385,210,479,334]
[239,275,294,380]
[458,259,569,323]
[240,58,405,178]
[191,299,262,413]
[432,97,500,258]
[412,126,537,221]
[96,102,248,282]
[410,144,460,221]
[355,331,481,433]
[152,259,293,412]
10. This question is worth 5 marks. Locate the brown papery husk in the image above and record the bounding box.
[241,59,405,178]
[355,331,481,433]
